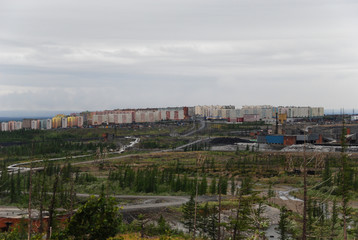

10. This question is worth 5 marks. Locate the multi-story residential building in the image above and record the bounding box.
[243,114,260,122]
[46,119,52,129]
[61,118,68,128]
[31,120,39,130]
[67,116,76,128]
[8,121,16,131]
[76,116,84,127]
[278,106,324,118]
[108,111,133,124]
[241,105,276,123]
[194,105,235,119]
[38,119,52,130]
[22,119,34,129]
[239,105,324,122]
[39,120,46,130]
[52,115,65,128]
[15,121,22,130]
[1,122,9,131]
[92,113,108,125]
[311,107,324,117]
[90,107,187,126]
[0,105,325,132]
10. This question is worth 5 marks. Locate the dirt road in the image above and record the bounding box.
[0,194,189,218]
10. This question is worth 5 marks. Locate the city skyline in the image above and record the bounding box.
[1,0,358,111]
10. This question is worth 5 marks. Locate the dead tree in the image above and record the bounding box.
[193,154,205,240]
[28,165,33,240]
[46,168,62,240]
[38,171,46,233]
[302,138,307,240]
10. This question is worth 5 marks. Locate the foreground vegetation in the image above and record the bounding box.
[1,125,358,239]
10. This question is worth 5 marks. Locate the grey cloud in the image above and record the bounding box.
[0,0,358,111]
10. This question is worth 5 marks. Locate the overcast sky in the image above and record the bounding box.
[1,0,358,113]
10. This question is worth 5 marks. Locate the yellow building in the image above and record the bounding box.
[52,114,66,129]
[278,113,287,124]
[67,116,76,127]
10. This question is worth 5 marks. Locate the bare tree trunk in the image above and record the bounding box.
[341,116,348,240]
[218,190,221,240]
[193,154,204,240]
[342,160,348,240]
[38,171,46,233]
[46,170,61,240]
[28,165,32,240]
[233,191,242,240]
[343,202,347,240]
[302,138,307,240]
[193,175,198,240]
[69,174,75,220]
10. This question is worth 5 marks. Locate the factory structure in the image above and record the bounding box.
[0,105,325,132]
[257,134,323,145]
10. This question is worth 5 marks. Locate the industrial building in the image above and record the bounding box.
[257,134,323,145]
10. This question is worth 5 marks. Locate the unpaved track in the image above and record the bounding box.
[76,193,189,212]
[182,119,206,137]
[0,195,189,217]
[1,137,194,215]
[6,137,141,173]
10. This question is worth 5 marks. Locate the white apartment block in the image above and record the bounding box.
[1,122,9,131]
[241,105,276,123]
[278,106,324,118]
[46,119,52,129]
[31,120,39,130]
[194,105,235,119]
[61,118,68,128]
[15,121,22,130]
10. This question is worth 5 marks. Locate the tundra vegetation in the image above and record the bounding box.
[0,125,358,239]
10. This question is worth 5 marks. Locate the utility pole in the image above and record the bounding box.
[275,112,279,135]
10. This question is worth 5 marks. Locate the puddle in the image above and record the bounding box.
[265,224,280,239]
[277,188,303,202]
